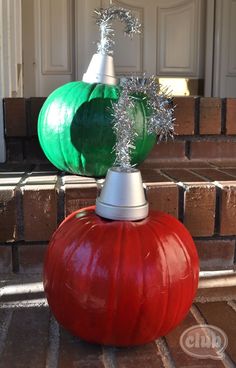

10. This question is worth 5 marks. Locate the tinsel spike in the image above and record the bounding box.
[112,76,175,169]
[95,7,141,55]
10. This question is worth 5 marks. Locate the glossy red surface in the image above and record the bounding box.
[44,206,199,346]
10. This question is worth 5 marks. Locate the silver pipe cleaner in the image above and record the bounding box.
[94,7,141,55]
[112,76,175,169]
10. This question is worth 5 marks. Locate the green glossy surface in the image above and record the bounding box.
[38,81,156,177]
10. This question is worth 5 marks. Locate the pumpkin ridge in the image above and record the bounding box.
[163,218,199,326]
[102,221,124,344]
[59,83,88,173]
[46,216,93,309]
[63,220,90,267]
[38,102,66,171]
[38,82,80,171]
[152,218,190,329]
[77,226,103,314]
[149,214,198,335]
[57,218,98,330]
[145,219,170,337]
[155,214,199,287]
[128,224,145,344]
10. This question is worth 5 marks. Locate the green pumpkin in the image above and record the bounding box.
[38,81,156,177]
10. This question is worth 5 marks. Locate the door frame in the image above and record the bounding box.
[0,0,23,162]
[204,0,215,97]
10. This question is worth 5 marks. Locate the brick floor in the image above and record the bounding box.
[0,276,235,368]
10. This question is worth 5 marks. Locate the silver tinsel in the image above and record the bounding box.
[112,76,175,169]
[94,7,141,55]
[112,88,137,169]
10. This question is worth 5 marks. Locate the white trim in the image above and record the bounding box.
[199,270,236,288]
[212,0,223,96]
[204,0,215,96]
[0,0,23,162]
[0,0,7,162]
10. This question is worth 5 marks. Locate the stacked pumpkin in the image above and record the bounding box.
[41,6,199,347]
[38,8,156,178]
[38,81,156,177]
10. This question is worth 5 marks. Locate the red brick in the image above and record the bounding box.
[0,245,12,273]
[221,168,236,178]
[166,311,225,367]
[195,286,236,301]
[0,308,50,368]
[219,183,236,235]
[161,169,206,182]
[25,173,58,185]
[6,140,24,161]
[0,173,25,185]
[192,168,234,181]
[184,184,216,236]
[0,163,32,172]
[58,327,104,368]
[146,183,179,218]
[211,160,236,168]
[226,98,236,135]
[174,96,196,135]
[199,97,221,135]
[28,97,46,136]
[115,342,164,368]
[18,244,47,274]
[65,183,97,216]
[195,239,235,271]
[190,140,236,160]
[196,302,236,363]
[24,137,48,162]
[140,168,172,183]
[0,186,18,242]
[23,184,57,241]
[140,161,213,169]
[145,141,186,163]
[62,175,96,184]
[4,98,27,136]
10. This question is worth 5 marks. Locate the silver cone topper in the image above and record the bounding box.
[95,167,149,221]
[82,53,118,85]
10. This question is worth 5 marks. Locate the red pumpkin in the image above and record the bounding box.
[44,206,199,346]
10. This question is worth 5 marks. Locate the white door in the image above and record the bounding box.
[22,0,75,97]
[23,0,206,96]
[212,0,236,97]
[76,0,206,80]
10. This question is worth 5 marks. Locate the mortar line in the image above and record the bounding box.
[227,300,236,313]
[102,346,117,368]
[195,295,236,303]
[0,309,13,357]
[191,305,235,368]
[155,337,176,368]
[45,314,60,368]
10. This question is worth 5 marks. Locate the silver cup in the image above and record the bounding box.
[95,167,149,221]
[82,53,118,85]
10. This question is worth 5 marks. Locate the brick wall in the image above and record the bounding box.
[1,96,236,275]
[2,97,236,163]
[0,168,236,274]
[3,98,47,162]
